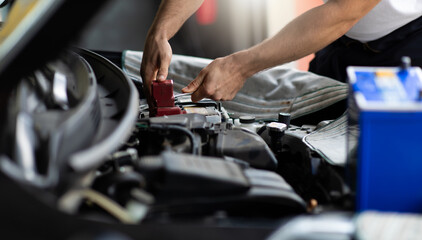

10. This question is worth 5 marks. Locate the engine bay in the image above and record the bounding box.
[0,48,354,239]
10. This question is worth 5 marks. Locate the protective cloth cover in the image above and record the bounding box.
[303,113,356,166]
[122,50,347,120]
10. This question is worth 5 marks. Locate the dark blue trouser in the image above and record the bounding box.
[309,16,422,82]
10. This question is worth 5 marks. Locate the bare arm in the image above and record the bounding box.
[141,0,204,106]
[182,0,381,102]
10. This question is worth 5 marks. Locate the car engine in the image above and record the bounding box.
[0,48,353,239]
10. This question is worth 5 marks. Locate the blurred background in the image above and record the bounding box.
[76,0,323,71]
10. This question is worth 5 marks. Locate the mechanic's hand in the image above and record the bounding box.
[140,33,172,108]
[181,55,247,102]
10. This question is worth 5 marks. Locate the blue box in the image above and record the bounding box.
[347,65,422,213]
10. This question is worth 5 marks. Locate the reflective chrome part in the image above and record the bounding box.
[14,112,37,181]
[34,70,51,97]
[52,70,69,110]
[68,49,139,172]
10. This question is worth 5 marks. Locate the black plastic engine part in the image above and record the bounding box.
[271,126,352,208]
[137,151,306,217]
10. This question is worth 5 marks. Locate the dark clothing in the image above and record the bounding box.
[309,16,422,82]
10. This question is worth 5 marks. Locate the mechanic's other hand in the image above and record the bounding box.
[140,33,172,107]
[181,55,246,102]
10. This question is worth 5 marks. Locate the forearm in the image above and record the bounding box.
[233,0,380,78]
[141,0,204,91]
[148,0,205,40]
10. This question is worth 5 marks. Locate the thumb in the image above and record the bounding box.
[182,75,204,93]
[156,65,168,82]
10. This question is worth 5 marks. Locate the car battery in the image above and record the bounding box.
[347,62,422,213]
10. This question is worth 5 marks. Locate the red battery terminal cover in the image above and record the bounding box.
[151,79,186,117]
[152,79,175,107]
